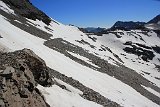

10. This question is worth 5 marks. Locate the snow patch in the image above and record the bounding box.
[14,20,22,24]
[37,85,102,107]
[68,51,100,68]
[55,78,83,95]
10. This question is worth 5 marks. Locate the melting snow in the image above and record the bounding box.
[37,85,102,107]
[67,51,100,68]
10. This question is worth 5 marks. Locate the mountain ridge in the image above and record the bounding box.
[148,14,160,24]
[81,15,160,33]
[1,0,51,25]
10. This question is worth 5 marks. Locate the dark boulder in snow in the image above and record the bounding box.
[124,41,155,61]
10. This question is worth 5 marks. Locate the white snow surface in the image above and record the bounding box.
[54,78,83,95]
[37,81,102,107]
[0,14,160,107]
[67,51,100,68]
[26,18,54,34]
[14,20,22,24]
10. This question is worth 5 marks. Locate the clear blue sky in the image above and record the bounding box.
[30,0,160,28]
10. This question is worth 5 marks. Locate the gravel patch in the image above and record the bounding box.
[44,38,160,105]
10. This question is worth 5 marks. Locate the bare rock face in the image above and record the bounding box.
[0,48,54,107]
[1,0,51,25]
[0,48,54,86]
[0,64,49,107]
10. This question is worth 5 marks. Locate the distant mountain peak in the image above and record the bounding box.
[148,14,160,24]
[145,14,160,30]
[110,21,146,30]
[83,27,106,33]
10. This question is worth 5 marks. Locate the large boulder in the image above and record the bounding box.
[0,48,54,107]
[0,48,54,87]
[0,63,50,107]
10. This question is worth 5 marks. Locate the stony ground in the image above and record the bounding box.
[0,49,121,107]
[45,38,160,105]
[0,1,160,106]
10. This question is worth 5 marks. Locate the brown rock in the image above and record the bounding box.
[0,64,50,107]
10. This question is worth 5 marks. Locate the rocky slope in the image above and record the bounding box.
[1,0,51,25]
[0,0,160,107]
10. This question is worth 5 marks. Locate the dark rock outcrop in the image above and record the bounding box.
[0,48,53,86]
[123,41,155,61]
[154,30,160,38]
[0,58,52,107]
[0,48,55,106]
[1,0,51,25]
[152,46,160,54]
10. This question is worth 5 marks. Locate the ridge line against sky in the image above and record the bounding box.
[30,0,160,28]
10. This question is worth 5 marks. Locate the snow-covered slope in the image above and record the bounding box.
[0,1,160,107]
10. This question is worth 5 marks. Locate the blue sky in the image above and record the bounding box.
[30,0,160,28]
